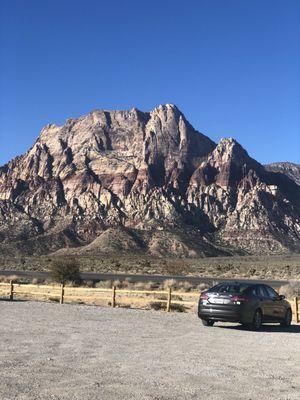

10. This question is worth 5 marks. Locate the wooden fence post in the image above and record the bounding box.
[60,283,65,304]
[166,287,172,312]
[9,280,14,301]
[294,297,299,323]
[112,285,116,308]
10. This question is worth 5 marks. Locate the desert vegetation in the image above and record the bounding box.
[49,258,81,284]
[1,253,300,281]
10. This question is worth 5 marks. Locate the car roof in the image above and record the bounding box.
[215,281,257,287]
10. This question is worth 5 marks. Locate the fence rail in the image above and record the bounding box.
[0,282,199,311]
[0,281,299,321]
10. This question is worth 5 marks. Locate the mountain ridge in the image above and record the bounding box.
[0,104,299,257]
[264,162,300,186]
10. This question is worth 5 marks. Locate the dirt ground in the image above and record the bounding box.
[0,301,299,400]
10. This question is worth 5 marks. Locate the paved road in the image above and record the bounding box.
[0,269,290,288]
[0,302,299,400]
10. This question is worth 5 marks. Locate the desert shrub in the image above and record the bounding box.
[197,283,210,292]
[150,301,165,311]
[31,278,43,285]
[84,280,94,288]
[123,278,134,289]
[279,281,300,298]
[144,281,160,290]
[171,303,186,312]
[95,280,112,289]
[112,279,122,288]
[163,279,178,290]
[178,281,193,292]
[133,281,147,290]
[50,258,81,284]
[49,296,60,303]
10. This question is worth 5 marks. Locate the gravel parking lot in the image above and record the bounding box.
[0,301,299,400]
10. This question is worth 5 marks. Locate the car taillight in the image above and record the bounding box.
[200,292,209,300]
[232,295,248,304]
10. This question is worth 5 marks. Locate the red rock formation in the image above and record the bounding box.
[0,105,299,256]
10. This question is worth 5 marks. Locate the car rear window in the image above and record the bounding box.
[211,283,251,294]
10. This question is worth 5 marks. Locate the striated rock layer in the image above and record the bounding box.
[0,104,299,257]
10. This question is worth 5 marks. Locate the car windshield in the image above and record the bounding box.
[211,283,251,294]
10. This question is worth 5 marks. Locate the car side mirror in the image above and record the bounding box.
[278,294,285,300]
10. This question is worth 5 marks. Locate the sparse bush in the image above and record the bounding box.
[112,279,122,288]
[279,281,300,298]
[179,281,193,292]
[65,281,77,287]
[197,283,210,291]
[49,296,60,302]
[50,258,81,284]
[163,279,178,290]
[171,303,186,312]
[84,280,94,288]
[123,278,134,289]
[31,278,42,285]
[95,280,112,289]
[150,301,165,311]
[133,281,147,290]
[144,281,159,290]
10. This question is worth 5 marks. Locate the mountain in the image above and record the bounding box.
[264,162,300,186]
[0,104,299,257]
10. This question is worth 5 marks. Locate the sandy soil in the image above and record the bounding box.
[0,301,299,400]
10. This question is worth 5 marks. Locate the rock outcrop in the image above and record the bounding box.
[0,104,299,257]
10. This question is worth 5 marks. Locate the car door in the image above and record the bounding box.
[264,285,286,320]
[256,285,273,321]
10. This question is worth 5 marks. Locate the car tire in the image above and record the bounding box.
[251,309,262,331]
[280,309,292,327]
[202,319,214,327]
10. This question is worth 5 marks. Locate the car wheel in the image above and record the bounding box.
[280,309,292,327]
[202,319,214,327]
[251,309,262,331]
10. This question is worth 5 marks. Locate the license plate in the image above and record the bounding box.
[214,298,224,304]
[209,298,230,305]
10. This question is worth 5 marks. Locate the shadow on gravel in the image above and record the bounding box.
[216,324,300,333]
[0,298,27,302]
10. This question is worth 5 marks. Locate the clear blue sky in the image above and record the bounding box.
[1,0,299,166]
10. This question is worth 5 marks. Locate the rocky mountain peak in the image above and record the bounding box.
[0,105,299,257]
[212,138,251,164]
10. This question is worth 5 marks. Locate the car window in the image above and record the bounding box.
[214,283,250,294]
[209,283,223,292]
[247,286,258,296]
[255,286,268,298]
[264,286,278,300]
